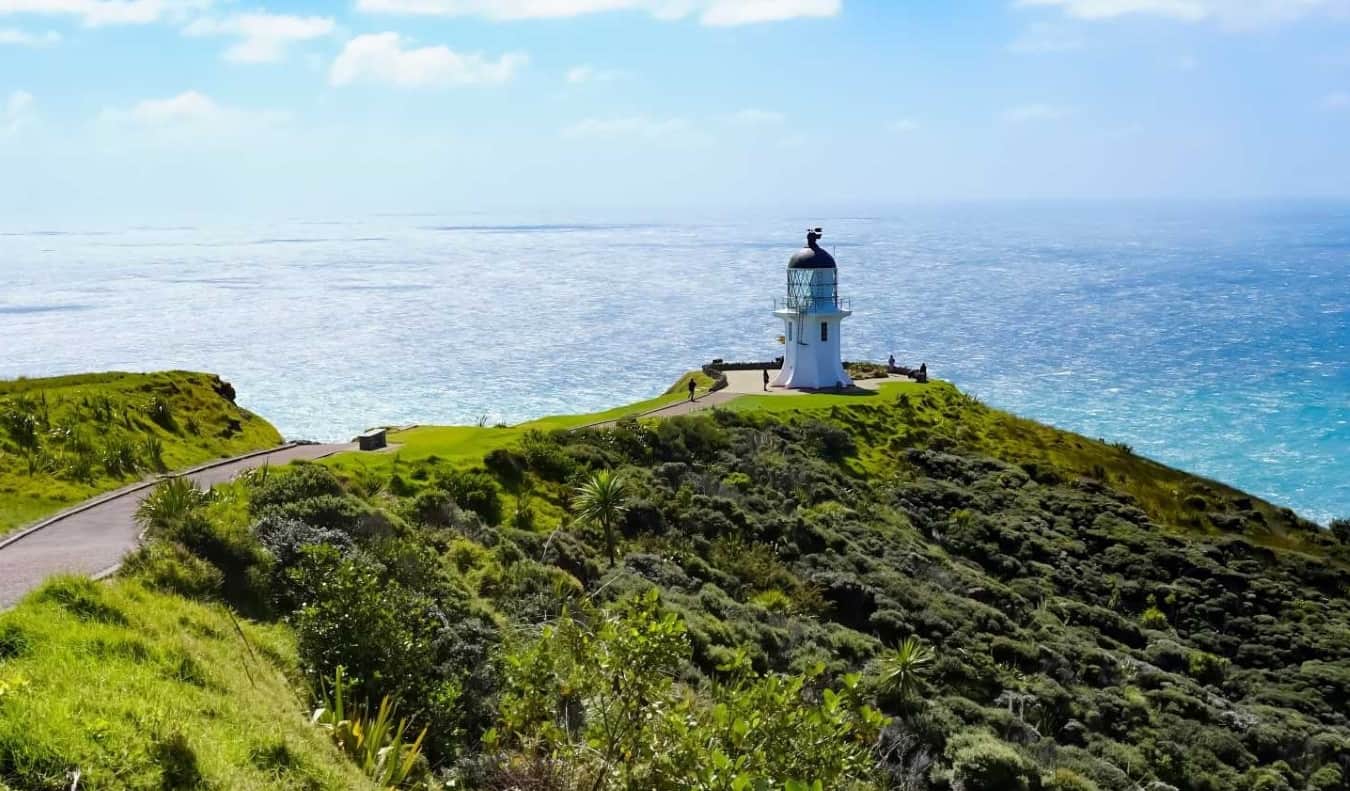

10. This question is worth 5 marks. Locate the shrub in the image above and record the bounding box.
[409,489,456,527]
[1330,519,1350,545]
[946,731,1038,791]
[268,494,374,535]
[291,550,449,714]
[1140,606,1170,630]
[484,447,527,487]
[803,420,857,462]
[520,430,575,481]
[161,513,269,610]
[1308,765,1344,791]
[135,477,211,534]
[1045,768,1101,791]
[250,463,344,512]
[436,469,503,526]
[1187,650,1229,686]
[122,541,224,599]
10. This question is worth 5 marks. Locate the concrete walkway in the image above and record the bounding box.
[585,390,740,429]
[0,442,352,610]
[722,368,915,395]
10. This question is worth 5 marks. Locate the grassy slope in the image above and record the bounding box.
[0,576,373,791]
[0,372,283,536]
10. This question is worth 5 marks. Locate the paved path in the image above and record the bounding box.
[0,443,353,610]
[586,391,740,429]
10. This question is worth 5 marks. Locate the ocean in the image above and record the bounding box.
[2,202,1347,524]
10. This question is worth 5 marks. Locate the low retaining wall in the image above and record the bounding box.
[708,358,784,372]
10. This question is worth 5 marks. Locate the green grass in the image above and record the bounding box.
[0,371,283,537]
[721,380,928,414]
[0,576,373,790]
[325,370,716,478]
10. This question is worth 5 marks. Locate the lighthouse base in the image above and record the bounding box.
[771,308,852,391]
[774,358,853,390]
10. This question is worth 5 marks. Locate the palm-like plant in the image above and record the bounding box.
[573,469,630,566]
[311,667,428,789]
[878,636,936,702]
[134,477,209,533]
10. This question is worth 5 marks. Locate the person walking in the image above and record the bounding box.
[762,368,770,391]
[688,377,697,402]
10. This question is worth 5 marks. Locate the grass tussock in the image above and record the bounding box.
[0,576,373,791]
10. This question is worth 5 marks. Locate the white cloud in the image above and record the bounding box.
[700,0,839,25]
[565,64,625,83]
[730,107,784,125]
[0,26,59,44]
[1323,91,1350,109]
[3,89,33,135]
[1015,0,1350,30]
[183,12,335,63]
[330,33,526,87]
[356,0,841,26]
[562,115,692,139]
[0,0,208,27]
[98,90,289,140]
[1000,103,1071,123]
[1007,21,1084,53]
[890,118,919,132]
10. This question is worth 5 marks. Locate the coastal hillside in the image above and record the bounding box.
[0,372,282,536]
[1,376,1347,790]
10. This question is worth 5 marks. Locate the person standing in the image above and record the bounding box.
[762,368,770,391]
[688,377,697,402]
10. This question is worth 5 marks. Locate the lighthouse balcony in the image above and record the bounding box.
[772,295,852,314]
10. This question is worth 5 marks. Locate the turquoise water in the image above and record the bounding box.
[1,202,1346,524]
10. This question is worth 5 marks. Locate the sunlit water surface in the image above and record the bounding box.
[2,203,1347,523]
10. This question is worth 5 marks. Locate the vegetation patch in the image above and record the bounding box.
[0,578,373,790]
[0,371,282,536]
[4,372,1348,790]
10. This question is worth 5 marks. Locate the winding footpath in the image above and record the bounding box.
[0,442,352,610]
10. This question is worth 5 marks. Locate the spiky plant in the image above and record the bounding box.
[311,667,428,789]
[573,468,630,566]
[879,637,936,702]
[134,477,209,533]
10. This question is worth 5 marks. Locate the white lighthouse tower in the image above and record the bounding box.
[772,228,853,390]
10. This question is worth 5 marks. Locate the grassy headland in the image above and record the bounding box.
[2,370,1347,790]
[0,371,282,536]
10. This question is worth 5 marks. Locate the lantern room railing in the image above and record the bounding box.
[772,295,851,313]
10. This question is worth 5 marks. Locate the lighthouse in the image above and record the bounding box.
[772,228,853,390]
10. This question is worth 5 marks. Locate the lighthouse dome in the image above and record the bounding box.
[788,227,836,269]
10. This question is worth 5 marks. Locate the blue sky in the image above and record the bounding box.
[2,0,1349,218]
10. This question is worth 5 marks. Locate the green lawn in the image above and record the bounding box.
[721,380,930,414]
[0,372,282,536]
[324,370,716,477]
